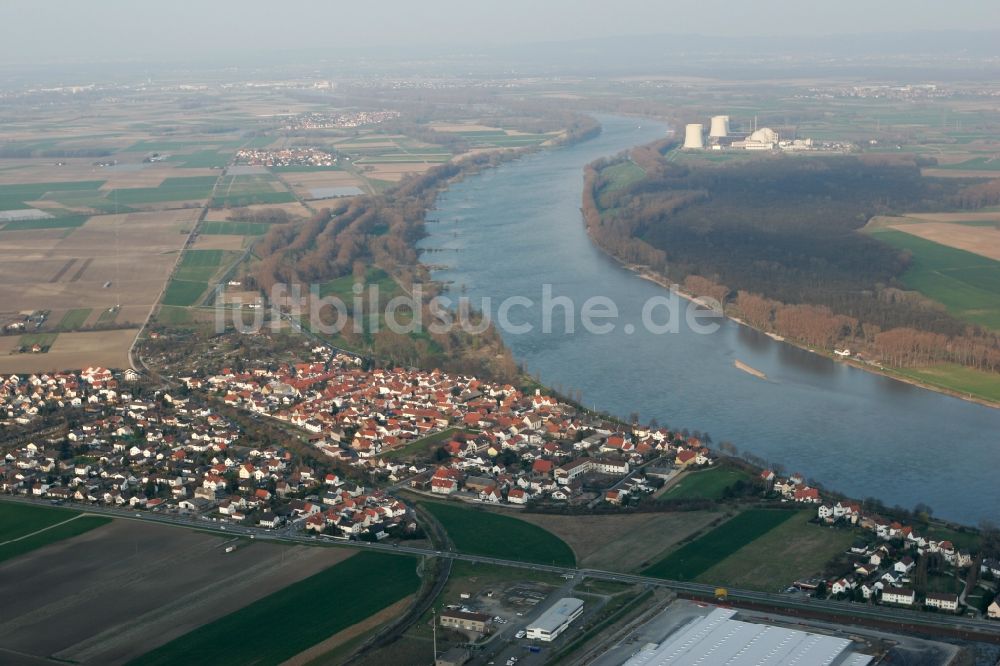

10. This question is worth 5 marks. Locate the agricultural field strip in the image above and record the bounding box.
[641,509,797,580]
[0,514,83,546]
[3,499,997,636]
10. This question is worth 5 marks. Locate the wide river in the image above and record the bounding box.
[419,115,999,525]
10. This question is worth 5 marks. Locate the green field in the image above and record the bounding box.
[0,502,82,541]
[695,511,854,591]
[871,228,1000,329]
[161,279,209,307]
[0,180,105,211]
[1,215,90,232]
[421,502,576,567]
[318,267,402,302]
[0,516,111,563]
[108,176,218,205]
[200,221,268,236]
[173,249,225,282]
[56,308,92,331]
[154,305,194,325]
[131,551,419,666]
[96,306,120,324]
[16,332,58,351]
[172,150,232,169]
[641,509,796,581]
[127,140,211,152]
[920,523,982,552]
[600,160,646,193]
[660,467,752,501]
[385,428,469,460]
[42,188,134,214]
[211,174,294,208]
[939,157,1000,171]
[892,364,1000,403]
[0,502,111,563]
[212,190,296,207]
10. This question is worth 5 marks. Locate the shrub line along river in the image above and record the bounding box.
[419,114,1000,525]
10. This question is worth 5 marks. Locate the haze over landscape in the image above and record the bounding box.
[1,3,999,665]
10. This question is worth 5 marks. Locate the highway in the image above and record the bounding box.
[3,495,999,640]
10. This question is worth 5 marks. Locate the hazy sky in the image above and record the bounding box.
[1,0,997,64]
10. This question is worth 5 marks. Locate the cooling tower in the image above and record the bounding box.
[683,124,704,149]
[709,115,730,138]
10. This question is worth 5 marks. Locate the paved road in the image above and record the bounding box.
[3,496,999,640]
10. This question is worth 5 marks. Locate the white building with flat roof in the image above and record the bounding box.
[622,608,872,666]
[525,597,584,642]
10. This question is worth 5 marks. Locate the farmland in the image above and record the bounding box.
[173,249,226,282]
[869,227,1000,329]
[892,363,1000,403]
[420,501,576,567]
[200,220,269,236]
[1,214,89,231]
[161,278,209,307]
[0,180,106,212]
[0,209,197,342]
[0,514,111,563]
[56,307,93,331]
[641,509,797,581]
[0,518,356,665]
[0,329,138,373]
[107,176,218,205]
[210,174,294,208]
[510,510,725,571]
[0,502,83,542]
[132,551,419,666]
[694,511,854,591]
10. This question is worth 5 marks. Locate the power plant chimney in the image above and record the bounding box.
[709,115,730,138]
[683,123,704,149]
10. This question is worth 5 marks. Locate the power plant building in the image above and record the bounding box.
[682,124,704,149]
[743,127,779,150]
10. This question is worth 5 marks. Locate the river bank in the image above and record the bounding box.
[622,260,1000,411]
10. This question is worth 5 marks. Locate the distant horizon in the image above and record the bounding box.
[1,0,998,66]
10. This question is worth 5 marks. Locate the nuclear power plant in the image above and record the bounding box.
[683,123,704,149]
[678,113,840,153]
[709,115,730,138]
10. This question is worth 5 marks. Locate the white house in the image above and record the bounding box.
[924,592,959,613]
[881,586,915,606]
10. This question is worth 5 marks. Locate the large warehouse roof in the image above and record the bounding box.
[622,608,872,666]
[527,597,584,634]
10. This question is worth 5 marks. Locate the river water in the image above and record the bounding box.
[419,115,999,525]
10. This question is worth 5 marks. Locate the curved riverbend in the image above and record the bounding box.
[419,115,1000,524]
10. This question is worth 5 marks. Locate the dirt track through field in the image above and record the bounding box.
[49,258,77,282]
[69,257,93,282]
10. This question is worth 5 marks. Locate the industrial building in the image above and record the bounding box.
[440,609,492,634]
[621,608,872,666]
[525,597,584,642]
